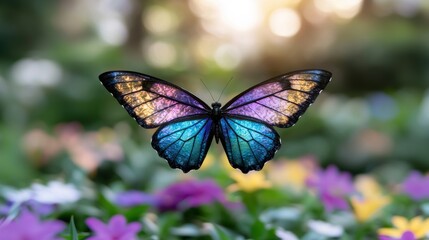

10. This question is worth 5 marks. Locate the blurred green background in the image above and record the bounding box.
[1,0,428,186]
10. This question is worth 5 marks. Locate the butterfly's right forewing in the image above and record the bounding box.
[222,70,331,128]
[99,71,211,128]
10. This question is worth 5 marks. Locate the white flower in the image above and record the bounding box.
[3,188,33,203]
[31,181,81,204]
[307,220,344,237]
[275,227,299,240]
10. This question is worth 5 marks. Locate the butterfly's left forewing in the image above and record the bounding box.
[152,117,214,173]
[219,116,280,173]
[100,71,211,128]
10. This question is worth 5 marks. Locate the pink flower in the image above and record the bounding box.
[0,210,65,240]
[86,215,141,240]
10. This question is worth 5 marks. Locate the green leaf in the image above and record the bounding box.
[97,190,120,216]
[158,213,180,239]
[250,219,266,240]
[209,224,234,240]
[69,216,79,240]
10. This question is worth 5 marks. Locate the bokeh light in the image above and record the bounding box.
[11,58,62,87]
[96,17,128,45]
[143,5,178,35]
[314,0,363,19]
[93,0,132,45]
[189,0,262,35]
[143,40,177,68]
[269,8,302,37]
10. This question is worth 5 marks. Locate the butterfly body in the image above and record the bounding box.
[210,102,222,143]
[100,70,331,173]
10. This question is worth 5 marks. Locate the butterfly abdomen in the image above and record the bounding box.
[211,102,222,143]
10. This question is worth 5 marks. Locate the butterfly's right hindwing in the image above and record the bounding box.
[152,117,214,173]
[99,71,211,128]
[219,116,281,173]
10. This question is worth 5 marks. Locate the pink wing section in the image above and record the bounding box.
[223,70,331,128]
[100,71,210,128]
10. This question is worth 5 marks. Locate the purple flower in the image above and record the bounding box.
[156,179,236,212]
[114,190,156,207]
[307,166,354,212]
[379,231,416,240]
[402,171,429,200]
[86,214,141,240]
[0,210,65,240]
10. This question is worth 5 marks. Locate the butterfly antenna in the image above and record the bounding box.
[199,78,216,102]
[217,76,234,102]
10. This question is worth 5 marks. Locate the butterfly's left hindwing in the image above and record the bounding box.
[219,116,280,173]
[152,117,214,173]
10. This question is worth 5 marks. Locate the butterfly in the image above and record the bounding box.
[99,69,331,173]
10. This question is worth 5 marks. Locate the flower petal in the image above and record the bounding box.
[378,228,403,238]
[392,216,409,230]
[86,217,109,234]
[408,216,423,236]
[401,231,417,240]
[410,216,429,238]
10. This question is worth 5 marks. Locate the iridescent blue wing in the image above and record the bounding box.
[222,70,331,128]
[151,117,214,173]
[99,71,211,128]
[219,116,281,173]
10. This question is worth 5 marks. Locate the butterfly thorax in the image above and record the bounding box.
[211,102,222,119]
[211,102,222,143]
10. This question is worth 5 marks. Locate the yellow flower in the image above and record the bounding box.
[355,175,383,198]
[266,156,317,190]
[267,161,307,188]
[378,216,429,238]
[352,175,391,222]
[351,195,390,222]
[227,170,272,192]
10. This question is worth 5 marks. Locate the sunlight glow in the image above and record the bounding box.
[303,2,329,25]
[314,0,363,19]
[219,0,261,32]
[189,0,262,34]
[269,8,302,37]
[144,41,177,68]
